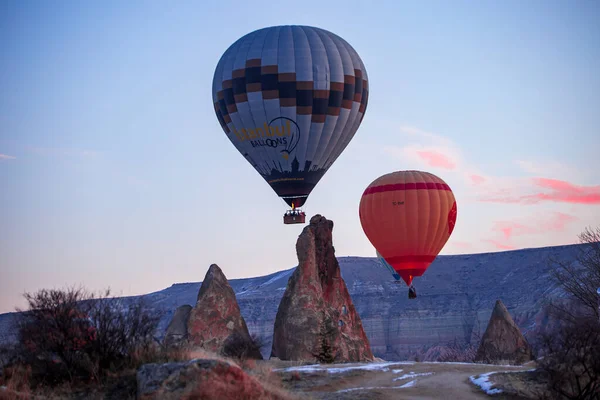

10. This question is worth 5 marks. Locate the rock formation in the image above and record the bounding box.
[137,358,287,399]
[475,299,533,365]
[271,214,374,362]
[187,264,262,359]
[163,305,192,348]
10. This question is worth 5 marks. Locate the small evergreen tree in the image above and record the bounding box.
[313,314,336,364]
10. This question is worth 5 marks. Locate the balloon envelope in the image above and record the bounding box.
[359,170,457,286]
[212,25,369,208]
[376,250,401,281]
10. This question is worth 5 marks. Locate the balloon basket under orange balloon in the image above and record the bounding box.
[408,286,417,300]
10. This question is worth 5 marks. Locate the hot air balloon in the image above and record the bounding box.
[359,170,458,299]
[212,25,369,224]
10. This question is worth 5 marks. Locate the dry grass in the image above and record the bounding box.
[137,348,300,400]
[0,345,194,400]
[0,364,33,400]
[487,369,550,400]
[0,345,303,400]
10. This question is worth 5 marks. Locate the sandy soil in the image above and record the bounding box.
[269,360,538,400]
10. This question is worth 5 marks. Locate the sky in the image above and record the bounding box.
[1,0,599,313]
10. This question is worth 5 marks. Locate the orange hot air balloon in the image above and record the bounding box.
[359,170,457,295]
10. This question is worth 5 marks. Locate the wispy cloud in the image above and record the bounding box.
[470,174,486,185]
[493,221,535,240]
[385,126,466,177]
[493,212,578,240]
[388,126,599,208]
[0,154,16,160]
[480,178,600,205]
[416,150,456,169]
[515,160,582,180]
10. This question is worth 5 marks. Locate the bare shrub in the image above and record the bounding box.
[16,286,98,385]
[222,332,265,361]
[12,285,163,388]
[537,226,600,399]
[86,289,161,371]
[537,314,600,399]
[437,338,479,363]
[436,317,483,363]
[547,226,600,320]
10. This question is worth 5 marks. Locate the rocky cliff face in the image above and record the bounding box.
[271,215,373,362]
[475,299,533,365]
[187,264,262,359]
[0,244,582,361]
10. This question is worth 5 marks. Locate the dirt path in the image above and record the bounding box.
[272,361,535,400]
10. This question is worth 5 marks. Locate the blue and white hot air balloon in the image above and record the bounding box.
[212,25,369,223]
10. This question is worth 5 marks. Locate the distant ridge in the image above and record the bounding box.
[0,242,584,360]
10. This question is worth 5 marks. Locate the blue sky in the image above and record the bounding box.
[1,0,599,313]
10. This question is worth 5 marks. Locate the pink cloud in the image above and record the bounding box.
[470,174,486,185]
[0,154,16,160]
[492,222,535,240]
[479,178,600,205]
[483,239,515,250]
[416,150,456,169]
[527,178,600,204]
[491,212,578,240]
[545,211,578,230]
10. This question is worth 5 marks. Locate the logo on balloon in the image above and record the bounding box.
[230,117,301,160]
[269,117,300,160]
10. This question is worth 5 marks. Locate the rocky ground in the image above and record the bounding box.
[271,360,539,400]
[0,358,545,399]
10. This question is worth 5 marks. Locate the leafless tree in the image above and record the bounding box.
[547,226,600,320]
[13,286,161,386]
[536,226,600,400]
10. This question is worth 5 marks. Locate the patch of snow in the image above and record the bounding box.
[394,372,433,381]
[469,369,536,395]
[392,369,404,373]
[337,383,417,393]
[235,289,259,296]
[260,270,293,287]
[470,372,503,395]
[275,364,321,373]
[275,361,412,373]
[470,367,538,395]
[422,361,525,368]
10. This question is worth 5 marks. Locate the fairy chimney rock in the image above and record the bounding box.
[163,304,192,348]
[475,299,533,365]
[187,264,262,359]
[270,214,374,362]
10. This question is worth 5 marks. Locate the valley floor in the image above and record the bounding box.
[271,360,538,400]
